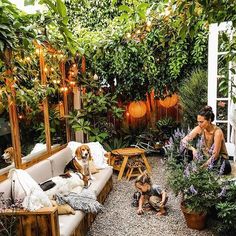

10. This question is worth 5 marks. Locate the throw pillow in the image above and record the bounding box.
[8,169,52,211]
[51,200,75,215]
[85,142,109,169]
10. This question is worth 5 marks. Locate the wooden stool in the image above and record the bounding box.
[126,161,144,181]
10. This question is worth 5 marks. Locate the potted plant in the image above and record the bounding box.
[166,129,222,230]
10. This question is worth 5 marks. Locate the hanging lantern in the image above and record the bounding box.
[128,101,147,118]
[159,93,178,108]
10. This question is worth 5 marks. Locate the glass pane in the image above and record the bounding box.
[217,76,228,98]
[0,108,13,174]
[216,122,227,140]
[218,55,229,77]
[48,93,67,147]
[218,32,230,52]
[19,103,47,163]
[216,100,228,120]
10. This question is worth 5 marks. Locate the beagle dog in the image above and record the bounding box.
[64,144,94,180]
[1,147,14,164]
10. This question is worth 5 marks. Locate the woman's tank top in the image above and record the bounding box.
[201,125,228,159]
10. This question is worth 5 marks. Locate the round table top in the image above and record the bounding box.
[111,147,145,156]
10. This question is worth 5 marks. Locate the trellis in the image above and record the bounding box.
[208,22,236,160]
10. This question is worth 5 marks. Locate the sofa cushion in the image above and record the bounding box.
[48,147,73,176]
[89,167,113,196]
[59,210,85,236]
[26,159,53,183]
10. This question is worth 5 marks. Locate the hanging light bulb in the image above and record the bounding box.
[94,74,98,80]
[146,20,152,27]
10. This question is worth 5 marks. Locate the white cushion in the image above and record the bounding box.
[67,141,82,157]
[48,147,73,176]
[30,143,47,155]
[8,169,52,211]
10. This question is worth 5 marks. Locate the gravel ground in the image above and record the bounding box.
[87,156,215,236]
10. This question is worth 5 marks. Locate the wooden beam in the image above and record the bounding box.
[38,46,51,153]
[6,77,21,169]
[60,61,71,142]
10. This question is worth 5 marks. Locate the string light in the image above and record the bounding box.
[69,81,76,86]
[50,67,55,72]
[146,21,152,27]
[53,79,61,84]
[126,33,131,38]
[35,48,40,54]
[60,86,68,92]
[44,67,48,73]
[72,64,77,68]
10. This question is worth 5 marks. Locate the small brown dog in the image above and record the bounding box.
[64,145,94,180]
[1,147,14,164]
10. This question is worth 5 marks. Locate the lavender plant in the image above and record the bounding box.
[166,129,222,213]
[0,192,23,236]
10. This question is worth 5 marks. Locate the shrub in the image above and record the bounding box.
[179,69,207,128]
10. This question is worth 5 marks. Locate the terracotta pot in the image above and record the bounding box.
[181,202,207,230]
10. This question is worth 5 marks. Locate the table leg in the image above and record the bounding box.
[118,156,129,180]
[141,153,151,173]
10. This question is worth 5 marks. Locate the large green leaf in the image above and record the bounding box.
[56,0,67,18]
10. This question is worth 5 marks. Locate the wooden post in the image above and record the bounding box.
[6,79,22,168]
[38,46,51,153]
[60,61,71,142]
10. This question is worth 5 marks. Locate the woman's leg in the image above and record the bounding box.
[214,157,232,175]
[222,159,231,175]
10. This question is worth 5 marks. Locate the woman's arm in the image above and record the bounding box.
[212,130,223,159]
[181,126,202,155]
[182,126,202,143]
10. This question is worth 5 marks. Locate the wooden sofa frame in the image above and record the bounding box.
[0,176,113,236]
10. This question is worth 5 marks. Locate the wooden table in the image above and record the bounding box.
[111,147,151,180]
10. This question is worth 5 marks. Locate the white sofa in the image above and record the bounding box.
[0,147,113,236]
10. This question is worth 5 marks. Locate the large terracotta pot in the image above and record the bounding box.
[181,202,207,230]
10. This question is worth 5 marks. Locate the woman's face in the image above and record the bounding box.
[197,115,210,129]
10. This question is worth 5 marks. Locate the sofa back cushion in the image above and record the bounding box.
[48,147,73,177]
[26,159,53,183]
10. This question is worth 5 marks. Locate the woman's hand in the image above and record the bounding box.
[137,207,144,215]
[201,157,214,168]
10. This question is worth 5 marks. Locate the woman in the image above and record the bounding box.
[182,106,231,175]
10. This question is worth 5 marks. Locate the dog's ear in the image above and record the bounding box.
[75,146,82,160]
[8,147,14,161]
[86,146,92,161]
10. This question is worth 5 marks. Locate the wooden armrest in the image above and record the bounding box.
[0,206,58,216]
[0,206,60,236]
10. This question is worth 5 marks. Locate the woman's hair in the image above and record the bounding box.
[135,171,152,186]
[198,106,215,122]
